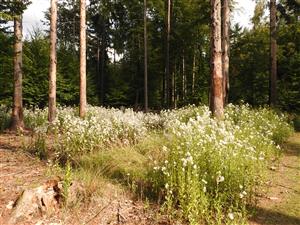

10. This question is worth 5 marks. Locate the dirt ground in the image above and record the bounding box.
[0,133,299,225]
[249,133,300,225]
[0,134,168,225]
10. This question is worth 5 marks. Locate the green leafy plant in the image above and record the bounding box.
[62,162,73,205]
[25,133,48,160]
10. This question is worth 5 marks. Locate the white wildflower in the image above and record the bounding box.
[201,179,208,184]
[216,175,225,184]
[228,212,234,220]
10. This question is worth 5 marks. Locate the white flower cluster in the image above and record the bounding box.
[154,104,293,223]
[24,106,163,158]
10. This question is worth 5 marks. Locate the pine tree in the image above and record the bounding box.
[270,0,277,106]
[48,0,58,123]
[144,0,148,112]
[11,10,24,130]
[165,0,172,108]
[222,0,230,105]
[80,0,87,117]
[210,0,224,119]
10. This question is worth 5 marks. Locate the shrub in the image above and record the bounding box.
[153,105,293,224]
[24,107,48,130]
[293,115,300,131]
[0,105,11,132]
[24,133,48,160]
[29,106,161,163]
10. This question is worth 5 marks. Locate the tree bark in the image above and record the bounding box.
[222,0,230,105]
[48,0,57,123]
[165,0,172,108]
[210,0,224,119]
[96,38,101,104]
[270,0,277,106]
[144,0,148,112]
[11,14,24,131]
[79,0,87,118]
[182,52,186,101]
[100,36,105,106]
[192,51,196,95]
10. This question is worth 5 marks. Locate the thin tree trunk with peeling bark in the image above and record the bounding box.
[100,42,105,106]
[222,0,230,105]
[48,0,57,123]
[80,0,87,118]
[11,15,24,131]
[182,53,186,101]
[210,0,224,119]
[165,0,171,108]
[192,51,196,95]
[270,0,277,106]
[144,0,148,112]
[174,64,177,108]
[172,71,175,107]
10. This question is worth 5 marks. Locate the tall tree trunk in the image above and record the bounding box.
[144,0,148,112]
[172,71,175,107]
[162,69,166,107]
[210,0,224,119]
[165,0,172,108]
[182,52,186,101]
[11,14,24,131]
[100,36,105,106]
[79,0,87,118]
[48,0,57,123]
[96,38,101,104]
[222,0,230,105]
[192,51,196,95]
[270,0,277,106]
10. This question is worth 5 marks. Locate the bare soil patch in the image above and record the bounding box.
[0,134,167,225]
[249,133,300,225]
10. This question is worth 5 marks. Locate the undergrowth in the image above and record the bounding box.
[12,104,294,224]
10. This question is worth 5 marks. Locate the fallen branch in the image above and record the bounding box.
[83,203,110,225]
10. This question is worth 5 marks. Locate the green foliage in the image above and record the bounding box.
[1,0,299,111]
[225,104,294,144]
[0,33,13,105]
[25,133,48,160]
[277,23,300,112]
[0,0,32,32]
[62,162,73,204]
[0,105,11,132]
[293,115,300,131]
[230,26,270,106]
[20,104,293,224]
[80,147,148,183]
[230,20,300,112]
[153,105,292,224]
[23,107,48,130]
[23,30,49,107]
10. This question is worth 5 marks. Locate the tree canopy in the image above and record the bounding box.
[0,0,299,112]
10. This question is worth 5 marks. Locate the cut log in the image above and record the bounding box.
[8,179,62,224]
[66,181,86,207]
[8,178,86,224]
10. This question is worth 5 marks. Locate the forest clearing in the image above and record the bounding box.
[1,0,300,224]
[0,105,299,224]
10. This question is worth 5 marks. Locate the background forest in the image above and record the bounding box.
[0,0,299,112]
